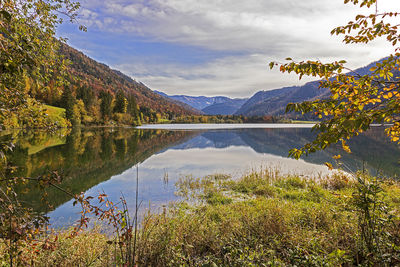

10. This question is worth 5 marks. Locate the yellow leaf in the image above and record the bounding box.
[333,154,342,160]
[325,162,334,170]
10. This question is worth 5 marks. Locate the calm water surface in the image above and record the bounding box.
[2,124,399,227]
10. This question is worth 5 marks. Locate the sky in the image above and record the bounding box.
[57,0,400,98]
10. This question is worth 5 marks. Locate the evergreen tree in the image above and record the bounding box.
[60,86,75,123]
[99,90,113,121]
[127,93,139,118]
[76,85,94,108]
[114,90,127,113]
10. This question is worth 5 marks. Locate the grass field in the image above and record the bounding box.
[43,104,66,119]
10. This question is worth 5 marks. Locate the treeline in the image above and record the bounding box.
[170,115,277,124]
[27,70,142,126]
[60,86,142,126]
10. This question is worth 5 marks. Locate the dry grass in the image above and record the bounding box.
[1,169,399,266]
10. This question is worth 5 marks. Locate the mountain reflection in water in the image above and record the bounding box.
[2,125,399,227]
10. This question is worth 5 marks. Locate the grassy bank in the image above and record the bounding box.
[1,170,400,266]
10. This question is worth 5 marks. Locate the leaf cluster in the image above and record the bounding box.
[271,0,400,158]
[0,0,83,129]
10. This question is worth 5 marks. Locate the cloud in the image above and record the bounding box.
[115,53,318,97]
[67,0,400,97]
[77,0,368,53]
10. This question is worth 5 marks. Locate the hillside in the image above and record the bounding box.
[235,60,383,117]
[59,44,198,117]
[155,91,248,115]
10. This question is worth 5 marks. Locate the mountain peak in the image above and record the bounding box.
[155,92,248,115]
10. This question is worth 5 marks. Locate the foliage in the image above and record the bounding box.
[60,86,75,123]
[0,0,83,129]
[140,171,400,266]
[76,84,95,108]
[99,90,113,121]
[114,90,127,113]
[0,0,148,129]
[112,113,135,125]
[2,170,398,266]
[352,174,399,264]
[0,0,84,264]
[271,0,400,159]
[126,93,140,123]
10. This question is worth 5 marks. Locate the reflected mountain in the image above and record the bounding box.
[3,126,400,217]
[169,127,400,177]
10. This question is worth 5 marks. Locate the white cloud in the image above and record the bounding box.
[115,54,318,97]
[74,0,400,97]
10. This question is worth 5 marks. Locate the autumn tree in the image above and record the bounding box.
[271,0,400,159]
[0,0,83,129]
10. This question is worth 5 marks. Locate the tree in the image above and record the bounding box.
[76,84,95,108]
[100,90,113,121]
[271,0,400,159]
[127,93,140,121]
[0,0,84,129]
[60,86,75,122]
[114,89,127,113]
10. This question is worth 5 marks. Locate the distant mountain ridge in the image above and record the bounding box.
[155,91,248,115]
[235,59,385,117]
[202,98,248,115]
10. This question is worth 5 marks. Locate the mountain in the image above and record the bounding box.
[235,82,323,116]
[59,44,198,117]
[235,60,383,117]
[155,91,248,115]
[154,92,203,114]
[155,93,231,110]
[202,98,248,115]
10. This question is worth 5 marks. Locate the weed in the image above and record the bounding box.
[1,169,399,266]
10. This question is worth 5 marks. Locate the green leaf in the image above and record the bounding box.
[269,62,274,69]
[0,10,11,22]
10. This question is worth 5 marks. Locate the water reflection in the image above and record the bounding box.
[2,126,399,227]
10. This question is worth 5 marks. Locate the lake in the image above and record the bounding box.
[2,124,399,228]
